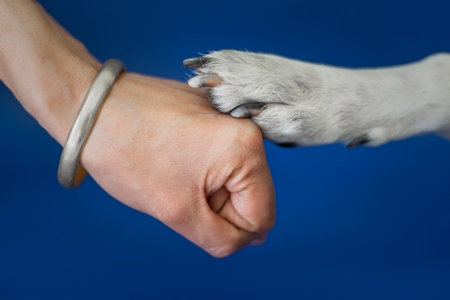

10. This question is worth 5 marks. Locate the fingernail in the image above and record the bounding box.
[250,239,264,246]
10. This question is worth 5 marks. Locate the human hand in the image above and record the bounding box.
[0,0,275,257]
[81,74,275,257]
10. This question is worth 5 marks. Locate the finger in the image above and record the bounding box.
[207,186,230,213]
[165,187,267,257]
[207,143,276,235]
[208,186,262,234]
[224,132,276,233]
[192,207,267,257]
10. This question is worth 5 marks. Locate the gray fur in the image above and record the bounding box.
[187,50,450,147]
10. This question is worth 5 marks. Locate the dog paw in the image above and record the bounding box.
[184,50,366,146]
[183,50,432,147]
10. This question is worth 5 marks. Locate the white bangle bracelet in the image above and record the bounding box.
[57,59,126,188]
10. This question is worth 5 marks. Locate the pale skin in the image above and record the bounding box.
[0,0,275,257]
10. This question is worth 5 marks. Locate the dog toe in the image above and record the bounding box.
[346,134,370,148]
[229,102,266,118]
[183,56,210,68]
[187,73,222,88]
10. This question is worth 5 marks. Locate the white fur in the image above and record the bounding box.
[188,50,450,147]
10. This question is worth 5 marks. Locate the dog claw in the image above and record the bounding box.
[275,142,298,148]
[188,73,222,88]
[183,57,210,68]
[229,103,265,118]
[346,134,370,148]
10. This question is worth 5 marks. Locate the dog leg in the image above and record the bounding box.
[184,51,450,147]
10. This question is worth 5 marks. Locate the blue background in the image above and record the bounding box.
[1,0,450,299]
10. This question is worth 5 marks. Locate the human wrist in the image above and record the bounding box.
[31,52,101,144]
[4,46,101,144]
[58,59,125,188]
[0,0,101,144]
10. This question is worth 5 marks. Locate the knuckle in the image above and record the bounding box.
[248,215,275,234]
[250,235,267,246]
[232,120,264,151]
[207,247,234,258]
[204,239,242,258]
[257,217,276,233]
[154,202,189,228]
[217,117,263,157]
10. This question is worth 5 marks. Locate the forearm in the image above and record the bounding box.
[0,0,100,144]
[0,1,275,257]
